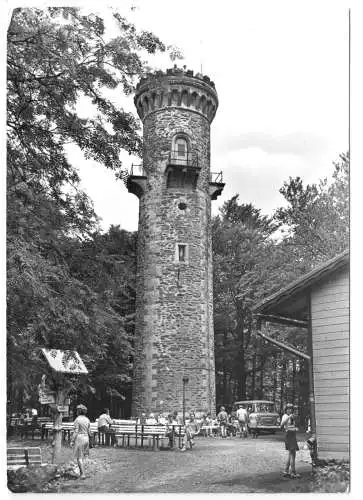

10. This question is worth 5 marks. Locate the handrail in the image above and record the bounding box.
[168,150,197,167]
[210,171,223,183]
[130,163,144,176]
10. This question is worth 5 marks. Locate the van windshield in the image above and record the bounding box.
[253,403,276,413]
[236,402,276,413]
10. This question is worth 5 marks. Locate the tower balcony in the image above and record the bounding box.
[168,150,198,168]
[126,163,147,198]
[209,171,225,200]
[166,151,201,189]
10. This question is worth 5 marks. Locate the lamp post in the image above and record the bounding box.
[182,376,189,424]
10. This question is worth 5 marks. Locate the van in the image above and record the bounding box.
[233,400,281,437]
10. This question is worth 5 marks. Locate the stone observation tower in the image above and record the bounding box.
[127,65,224,417]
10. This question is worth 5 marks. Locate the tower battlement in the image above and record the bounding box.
[134,65,218,123]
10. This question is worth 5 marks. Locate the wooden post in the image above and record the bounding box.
[52,409,63,464]
[51,387,68,464]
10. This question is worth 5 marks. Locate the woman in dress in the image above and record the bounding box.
[280,403,301,478]
[71,404,91,479]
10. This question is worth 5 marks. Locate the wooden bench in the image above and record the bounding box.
[42,421,185,450]
[111,423,185,450]
[7,447,42,469]
[112,419,137,425]
[43,421,99,445]
[200,425,220,437]
[18,417,52,440]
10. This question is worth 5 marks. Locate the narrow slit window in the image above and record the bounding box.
[178,244,186,262]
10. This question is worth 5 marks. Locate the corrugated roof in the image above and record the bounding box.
[253,249,349,314]
[41,349,88,374]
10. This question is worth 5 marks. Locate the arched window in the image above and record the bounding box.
[175,137,188,163]
[171,134,190,166]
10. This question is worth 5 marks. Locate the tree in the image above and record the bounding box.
[65,225,137,417]
[213,196,282,403]
[7,6,175,417]
[7,7,173,197]
[274,152,349,265]
[212,152,349,410]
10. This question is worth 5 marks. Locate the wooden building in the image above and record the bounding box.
[253,250,349,460]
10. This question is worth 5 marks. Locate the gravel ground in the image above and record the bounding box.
[7,432,314,493]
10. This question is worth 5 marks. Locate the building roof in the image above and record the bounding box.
[253,250,349,323]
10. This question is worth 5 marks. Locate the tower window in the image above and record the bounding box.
[170,135,191,167]
[178,244,186,262]
[176,139,186,157]
[175,137,188,162]
[175,243,188,263]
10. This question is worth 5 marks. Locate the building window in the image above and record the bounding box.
[175,243,188,263]
[174,137,188,165]
[170,134,191,166]
[178,244,186,262]
[176,138,187,158]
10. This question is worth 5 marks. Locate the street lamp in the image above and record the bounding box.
[182,376,189,424]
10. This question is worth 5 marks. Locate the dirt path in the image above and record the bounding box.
[56,434,312,493]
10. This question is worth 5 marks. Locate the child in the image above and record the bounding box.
[166,413,177,448]
[280,403,301,479]
[181,412,199,451]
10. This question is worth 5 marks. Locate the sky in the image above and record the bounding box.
[3,1,349,232]
[7,0,345,232]
[69,0,349,232]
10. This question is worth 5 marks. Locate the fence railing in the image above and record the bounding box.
[130,163,144,176]
[210,171,223,183]
[168,150,197,167]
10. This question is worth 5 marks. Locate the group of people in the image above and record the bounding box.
[216,405,249,438]
[69,402,302,479]
[137,410,198,451]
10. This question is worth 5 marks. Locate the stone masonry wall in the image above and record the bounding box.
[131,103,216,418]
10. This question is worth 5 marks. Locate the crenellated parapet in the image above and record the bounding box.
[134,65,219,123]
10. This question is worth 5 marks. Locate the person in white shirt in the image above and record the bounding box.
[71,404,92,479]
[236,405,248,438]
[146,413,157,425]
[280,404,300,478]
[166,413,177,448]
[31,408,38,426]
[98,408,115,446]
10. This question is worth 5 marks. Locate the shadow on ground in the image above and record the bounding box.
[211,468,313,493]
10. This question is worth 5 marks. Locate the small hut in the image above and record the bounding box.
[253,250,349,460]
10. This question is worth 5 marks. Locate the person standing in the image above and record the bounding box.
[217,406,228,438]
[138,412,147,425]
[280,403,301,479]
[98,408,115,446]
[71,404,92,479]
[166,413,177,448]
[236,404,248,438]
[31,407,38,426]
